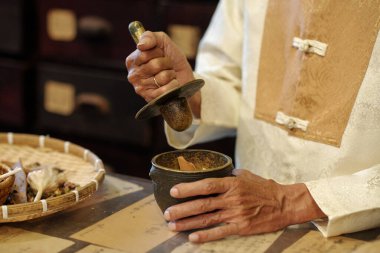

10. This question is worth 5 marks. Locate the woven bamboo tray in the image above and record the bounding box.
[0,133,105,222]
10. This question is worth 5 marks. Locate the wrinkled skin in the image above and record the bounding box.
[163,169,326,243]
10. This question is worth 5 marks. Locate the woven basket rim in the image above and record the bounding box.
[0,132,105,222]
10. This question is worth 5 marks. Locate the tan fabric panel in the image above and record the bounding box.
[255,0,380,146]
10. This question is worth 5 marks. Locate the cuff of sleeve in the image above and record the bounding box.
[164,118,236,149]
[165,74,238,149]
[305,165,380,237]
[164,119,200,150]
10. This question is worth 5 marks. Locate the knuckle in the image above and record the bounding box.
[127,73,136,84]
[161,71,171,81]
[128,76,141,88]
[231,178,245,194]
[211,212,223,224]
[126,51,138,69]
[199,198,212,212]
[232,177,243,187]
[151,60,163,73]
[204,181,216,193]
[125,56,131,69]
[127,70,133,79]
[138,51,149,64]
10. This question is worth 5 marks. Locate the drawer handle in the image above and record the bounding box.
[76,93,110,114]
[78,16,112,40]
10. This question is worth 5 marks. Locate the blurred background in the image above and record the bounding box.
[0,0,235,178]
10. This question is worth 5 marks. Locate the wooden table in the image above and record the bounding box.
[2,173,379,253]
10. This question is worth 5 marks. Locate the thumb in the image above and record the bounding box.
[137,31,158,51]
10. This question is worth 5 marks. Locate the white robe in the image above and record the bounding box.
[165,0,380,237]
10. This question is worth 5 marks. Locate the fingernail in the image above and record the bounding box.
[170,187,179,197]
[189,233,199,242]
[168,222,176,231]
[137,41,145,47]
[164,209,171,220]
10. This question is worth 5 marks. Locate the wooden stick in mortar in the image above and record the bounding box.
[177,156,197,171]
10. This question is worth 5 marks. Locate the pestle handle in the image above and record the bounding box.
[129,21,146,45]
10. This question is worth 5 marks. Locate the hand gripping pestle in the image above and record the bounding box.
[128,21,204,132]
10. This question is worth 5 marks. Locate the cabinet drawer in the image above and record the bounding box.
[36,63,152,147]
[159,0,217,64]
[0,0,26,55]
[37,0,157,69]
[0,59,30,127]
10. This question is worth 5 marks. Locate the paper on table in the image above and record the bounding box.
[70,175,143,210]
[70,194,177,253]
[94,175,143,199]
[75,244,127,253]
[283,230,364,253]
[352,239,380,253]
[172,230,283,253]
[0,226,74,253]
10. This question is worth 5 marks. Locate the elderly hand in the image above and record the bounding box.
[164,169,326,243]
[125,31,195,102]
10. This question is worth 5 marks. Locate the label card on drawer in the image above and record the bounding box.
[168,24,201,59]
[44,80,75,116]
[47,9,77,41]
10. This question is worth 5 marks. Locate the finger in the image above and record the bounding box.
[153,70,176,86]
[158,78,180,93]
[168,210,226,232]
[164,196,224,221]
[125,49,139,71]
[170,177,233,198]
[136,57,174,78]
[139,70,176,89]
[134,47,164,66]
[137,31,157,50]
[136,86,163,102]
[129,66,176,91]
[136,79,179,102]
[137,76,162,90]
[188,223,240,243]
[128,57,172,86]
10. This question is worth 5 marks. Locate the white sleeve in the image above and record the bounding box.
[305,164,380,237]
[165,0,244,149]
